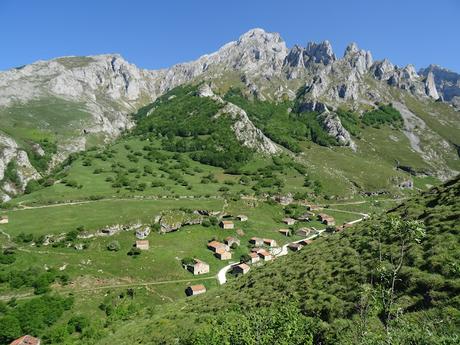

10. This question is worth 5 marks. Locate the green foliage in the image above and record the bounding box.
[127,247,141,257]
[134,85,253,169]
[362,104,403,127]
[24,180,41,194]
[2,161,21,186]
[336,108,361,136]
[183,304,314,345]
[181,257,195,266]
[224,88,305,152]
[26,138,58,172]
[0,315,22,344]
[0,295,73,343]
[300,112,340,146]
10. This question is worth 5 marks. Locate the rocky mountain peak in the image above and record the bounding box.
[424,71,439,99]
[419,64,460,105]
[344,42,359,55]
[305,40,336,65]
[342,42,373,74]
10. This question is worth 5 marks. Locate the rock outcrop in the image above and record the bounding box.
[198,84,280,154]
[419,64,460,106]
[318,111,356,150]
[0,133,40,201]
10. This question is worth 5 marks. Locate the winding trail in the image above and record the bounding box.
[9,195,225,212]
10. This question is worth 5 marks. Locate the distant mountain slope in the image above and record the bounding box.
[1,28,459,200]
[95,176,460,344]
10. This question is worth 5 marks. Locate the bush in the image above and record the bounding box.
[181,257,195,266]
[127,247,141,256]
[24,180,41,194]
[362,104,403,127]
[107,241,121,252]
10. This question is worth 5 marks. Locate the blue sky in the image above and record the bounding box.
[1,0,459,72]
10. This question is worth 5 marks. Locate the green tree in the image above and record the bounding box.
[0,315,22,343]
[372,217,425,341]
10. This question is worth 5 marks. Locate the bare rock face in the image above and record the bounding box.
[0,133,40,200]
[372,59,396,80]
[419,65,460,105]
[318,110,356,150]
[343,43,373,75]
[424,71,440,99]
[305,41,336,65]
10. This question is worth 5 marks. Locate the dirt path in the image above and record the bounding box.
[9,195,225,212]
[0,276,216,301]
[0,228,11,241]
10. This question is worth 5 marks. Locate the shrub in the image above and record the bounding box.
[107,241,121,252]
[127,247,141,256]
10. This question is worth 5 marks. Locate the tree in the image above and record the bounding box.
[371,216,425,341]
[240,254,251,264]
[181,257,194,267]
[0,315,21,344]
[127,247,141,257]
[67,315,90,333]
[33,274,51,294]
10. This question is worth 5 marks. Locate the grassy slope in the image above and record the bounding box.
[94,176,460,344]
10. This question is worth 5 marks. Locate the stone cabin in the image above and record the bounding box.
[323,217,336,226]
[190,259,210,275]
[282,217,296,226]
[299,239,313,246]
[318,213,336,226]
[257,249,272,261]
[10,335,41,345]
[233,263,250,275]
[263,238,277,247]
[248,252,260,263]
[224,236,240,247]
[296,228,311,237]
[288,242,303,252]
[207,241,229,252]
[220,220,234,229]
[306,204,321,211]
[135,240,149,250]
[296,213,311,221]
[135,227,151,239]
[236,215,248,222]
[215,248,232,260]
[249,237,264,247]
[279,228,290,236]
[185,284,206,296]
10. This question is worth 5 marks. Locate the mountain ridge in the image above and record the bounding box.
[0,28,459,201]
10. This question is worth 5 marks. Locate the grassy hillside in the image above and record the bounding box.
[92,176,460,345]
[0,83,459,344]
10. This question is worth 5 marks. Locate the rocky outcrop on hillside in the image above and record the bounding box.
[318,111,356,150]
[198,84,280,154]
[0,133,40,201]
